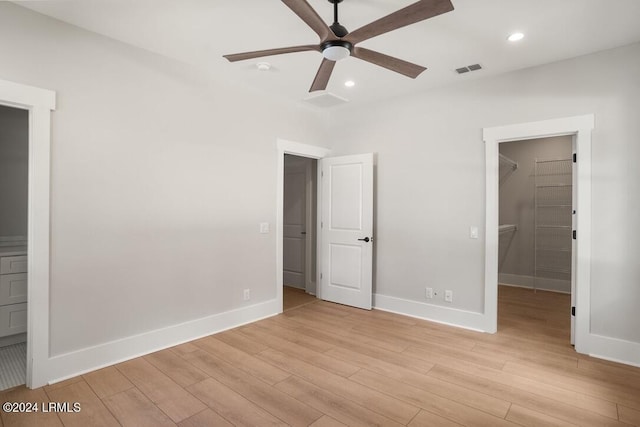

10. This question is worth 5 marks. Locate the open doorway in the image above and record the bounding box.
[498,135,574,345]
[283,154,318,311]
[0,104,29,390]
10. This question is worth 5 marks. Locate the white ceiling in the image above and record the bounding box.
[16,0,640,108]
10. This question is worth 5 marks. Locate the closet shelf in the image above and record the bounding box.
[536,184,573,188]
[499,224,518,234]
[499,154,518,171]
[536,225,572,229]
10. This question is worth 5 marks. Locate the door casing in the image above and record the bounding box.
[484,114,593,354]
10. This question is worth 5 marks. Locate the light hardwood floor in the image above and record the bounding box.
[283,286,317,312]
[2,285,640,426]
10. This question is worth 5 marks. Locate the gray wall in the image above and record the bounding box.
[327,42,640,344]
[498,136,572,284]
[0,105,28,238]
[0,3,327,356]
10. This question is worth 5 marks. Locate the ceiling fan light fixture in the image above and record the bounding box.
[321,40,353,62]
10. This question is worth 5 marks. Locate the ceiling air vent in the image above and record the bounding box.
[303,92,349,108]
[456,63,483,74]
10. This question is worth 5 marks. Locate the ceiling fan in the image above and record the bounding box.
[223,0,454,92]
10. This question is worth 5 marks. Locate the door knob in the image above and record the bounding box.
[358,237,370,243]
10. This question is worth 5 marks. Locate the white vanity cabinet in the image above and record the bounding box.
[0,247,27,340]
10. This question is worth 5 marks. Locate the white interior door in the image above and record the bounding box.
[283,156,307,289]
[319,153,373,310]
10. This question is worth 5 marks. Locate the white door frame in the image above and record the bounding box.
[0,78,56,388]
[276,139,330,313]
[483,114,593,355]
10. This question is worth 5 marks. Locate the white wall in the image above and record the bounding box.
[0,3,327,358]
[0,105,28,238]
[327,42,640,346]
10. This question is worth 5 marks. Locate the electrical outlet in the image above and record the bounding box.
[445,290,453,303]
[425,287,433,299]
[243,289,251,301]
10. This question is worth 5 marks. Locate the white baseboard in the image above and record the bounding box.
[586,333,640,368]
[499,273,570,293]
[373,294,486,333]
[0,235,27,247]
[42,299,278,387]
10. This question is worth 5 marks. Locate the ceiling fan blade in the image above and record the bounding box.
[344,0,454,45]
[223,45,320,62]
[281,0,334,42]
[310,59,336,92]
[352,47,426,78]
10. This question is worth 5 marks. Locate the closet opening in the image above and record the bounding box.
[0,104,29,390]
[283,154,318,311]
[498,135,575,344]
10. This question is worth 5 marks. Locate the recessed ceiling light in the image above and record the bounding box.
[256,62,271,71]
[344,80,355,88]
[508,32,525,42]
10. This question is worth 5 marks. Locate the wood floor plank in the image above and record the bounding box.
[283,286,317,311]
[404,342,508,370]
[349,369,515,427]
[427,364,626,427]
[282,318,408,353]
[501,360,640,410]
[177,408,233,427]
[169,342,200,356]
[116,358,206,423]
[258,348,420,424]
[326,346,511,418]
[103,387,176,427]
[404,346,619,419]
[619,405,640,426]
[506,404,579,427]
[180,349,322,426]
[407,409,466,427]
[186,378,286,426]
[145,348,209,388]
[471,342,578,371]
[578,358,640,385]
[83,366,135,399]
[352,319,477,352]
[308,415,348,427]
[274,375,404,427]
[238,324,359,377]
[213,329,270,355]
[248,319,336,353]
[45,380,119,427]
[192,336,290,385]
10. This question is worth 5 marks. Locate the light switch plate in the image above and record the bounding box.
[260,222,270,234]
[469,226,479,239]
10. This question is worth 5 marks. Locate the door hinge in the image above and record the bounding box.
[320,273,323,280]
[572,230,577,240]
[573,153,577,163]
[321,221,323,228]
[321,170,324,177]
[571,306,576,316]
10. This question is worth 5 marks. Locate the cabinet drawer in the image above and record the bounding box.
[0,256,27,274]
[0,303,27,338]
[0,273,27,306]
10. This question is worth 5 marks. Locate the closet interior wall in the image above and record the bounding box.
[498,136,572,293]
